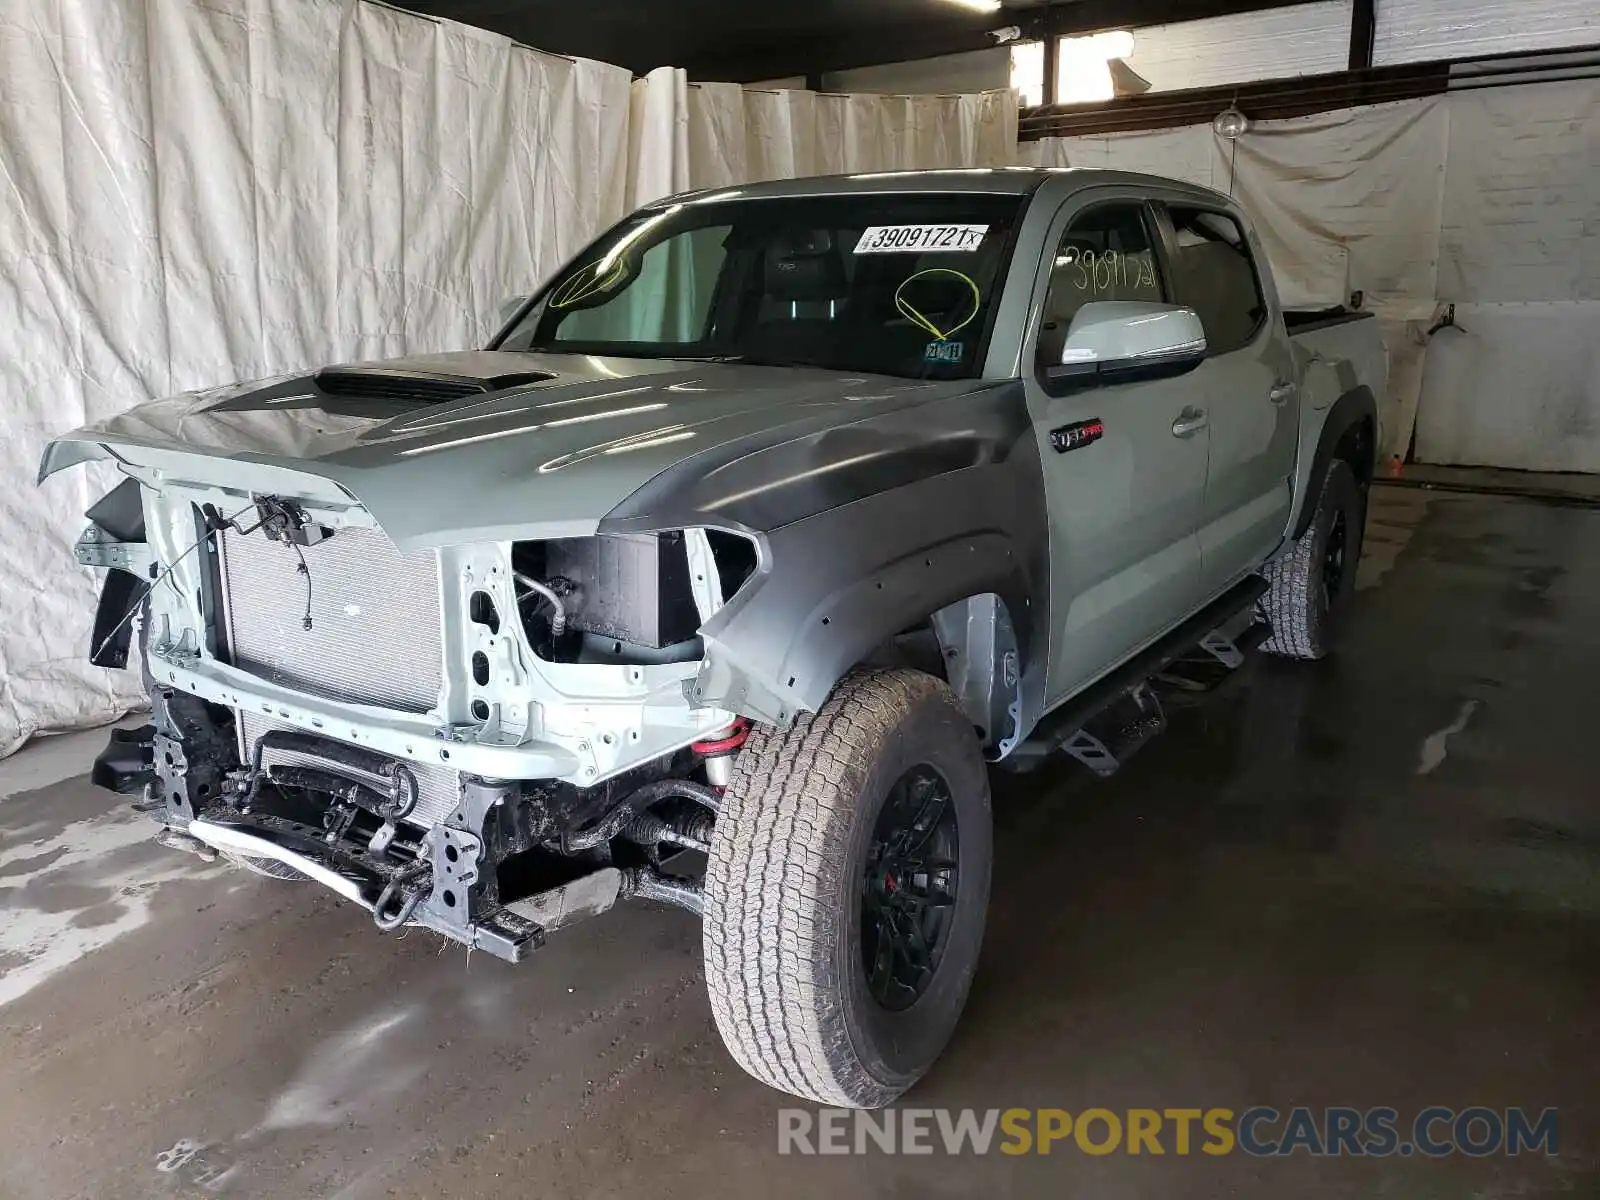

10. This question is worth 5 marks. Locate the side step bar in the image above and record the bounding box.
[1010,575,1268,772]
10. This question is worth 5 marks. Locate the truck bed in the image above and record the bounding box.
[1282,307,1373,336]
[1286,309,1388,439]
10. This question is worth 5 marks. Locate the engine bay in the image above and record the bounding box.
[510,530,758,666]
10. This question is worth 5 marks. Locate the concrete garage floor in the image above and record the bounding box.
[1,486,1595,1199]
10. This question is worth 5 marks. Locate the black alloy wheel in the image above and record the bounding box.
[861,765,960,1012]
[1320,506,1349,612]
[704,668,993,1107]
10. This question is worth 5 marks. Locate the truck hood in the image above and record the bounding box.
[40,351,995,547]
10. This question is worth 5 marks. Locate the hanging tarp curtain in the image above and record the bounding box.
[1022,80,1600,477]
[1021,98,1451,469]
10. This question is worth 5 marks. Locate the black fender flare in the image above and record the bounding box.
[772,532,1032,713]
[1294,384,1378,540]
[694,516,1037,727]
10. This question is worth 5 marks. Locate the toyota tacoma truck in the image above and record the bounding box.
[41,168,1384,1108]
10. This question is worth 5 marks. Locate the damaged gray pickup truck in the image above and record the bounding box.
[42,169,1385,1108]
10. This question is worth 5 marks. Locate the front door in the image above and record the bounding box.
[1158,204,1300,598]
[1022,196,1210,707]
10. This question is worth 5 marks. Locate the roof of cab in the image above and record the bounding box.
[651,167,1228,207]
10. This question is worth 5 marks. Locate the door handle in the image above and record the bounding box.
[1171,408,1208,438]
[1269,380,1297,405]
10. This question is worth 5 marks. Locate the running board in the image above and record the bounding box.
[1154,614,1269,694]
[1060,682,1166,778]
[1010,576,1268,773]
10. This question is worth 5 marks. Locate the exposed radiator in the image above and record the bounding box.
[220,522,444,714]
[239,713,462,829]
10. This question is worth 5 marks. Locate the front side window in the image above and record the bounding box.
[1165,207,1266,354]
[500,194,1027,381]
[1037,202,1164,368]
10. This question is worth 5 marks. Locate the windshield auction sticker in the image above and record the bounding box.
[855,224,988,253]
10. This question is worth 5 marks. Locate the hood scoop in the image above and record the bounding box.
[313,368,556,405]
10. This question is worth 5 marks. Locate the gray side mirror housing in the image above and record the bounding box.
[1044,302,1208,390]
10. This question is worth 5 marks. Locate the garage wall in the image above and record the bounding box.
[1416,79,1600,471]
[821,49,1011,96]
[1117,2,1353,91]
[1021,99,1450,464]
[840,3,1353,102]
[1374,0,1600,65]
[691,83,1016,196]
[1019,125,1216,186]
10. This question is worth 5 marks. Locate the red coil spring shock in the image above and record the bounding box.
[692,719,750,789]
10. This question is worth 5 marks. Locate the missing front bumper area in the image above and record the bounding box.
[180,805,706,962]
[125,699,711,963]
[184,805,549,962]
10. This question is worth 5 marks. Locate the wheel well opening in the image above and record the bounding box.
[859,594,1020,756]
[1335,417,1376,485]
[862,619,945,678]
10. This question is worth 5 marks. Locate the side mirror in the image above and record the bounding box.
[1045,302,1207,389]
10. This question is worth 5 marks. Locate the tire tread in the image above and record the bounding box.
[703,668,950,1108]
[1260,459,1359,661]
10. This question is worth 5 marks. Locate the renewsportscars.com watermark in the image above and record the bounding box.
[778,1106,1560,1158]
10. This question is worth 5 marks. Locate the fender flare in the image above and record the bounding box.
[1293,384,1378,540]
[694,527,1036,728]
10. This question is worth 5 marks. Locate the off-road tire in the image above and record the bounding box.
[219,850,305,880]
[1260,458,1365,660]
[703,668,992,1108]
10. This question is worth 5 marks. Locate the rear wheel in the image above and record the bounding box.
[703,668,992,1108]
[1261,458,1365,660]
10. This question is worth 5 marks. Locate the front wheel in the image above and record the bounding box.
[703,668,992,1108]
[1260,458,1365,660]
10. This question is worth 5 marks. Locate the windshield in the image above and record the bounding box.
[499,193,1028,381]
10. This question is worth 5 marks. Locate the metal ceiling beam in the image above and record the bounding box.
[1019,40,1600,140]
[1025,0,1319,41]
[702,0,1337,83]
[1041,29,1060,106]
[1348,0,1376,70]
[1020,61,1449,138]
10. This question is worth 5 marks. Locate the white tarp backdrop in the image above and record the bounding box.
[1022,80,1600,475]
[1021,97,1450,467]
[2,0,634,756]
[630,68,1018,205]
[1416,80,1600,472]
[0,1,1018,755]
